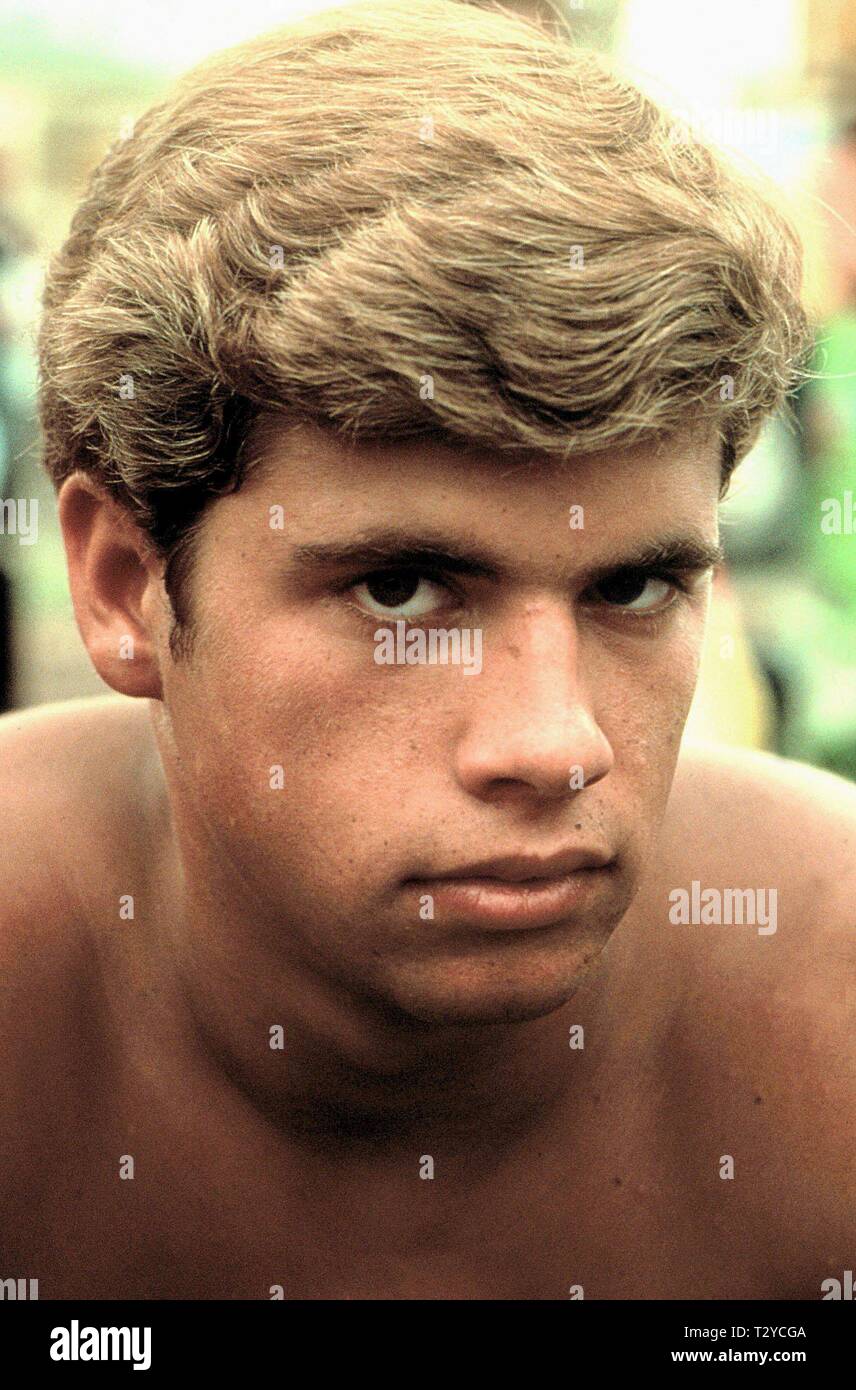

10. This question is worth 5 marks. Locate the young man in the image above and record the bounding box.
[2,0,854,1300]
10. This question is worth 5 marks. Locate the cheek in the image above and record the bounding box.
[168,615,427,852]
[595,619,705,816]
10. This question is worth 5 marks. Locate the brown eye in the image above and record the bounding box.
[593,570,675,612]
[364,570,421,608]
[350,569,449,619]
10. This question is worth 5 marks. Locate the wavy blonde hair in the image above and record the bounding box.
[37,0,811,640]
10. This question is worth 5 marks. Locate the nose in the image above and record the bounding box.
[453,600,614,804]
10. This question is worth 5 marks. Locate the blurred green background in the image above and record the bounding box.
[0,0,854,777]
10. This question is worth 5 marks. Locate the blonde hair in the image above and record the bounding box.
[38,0,811,630]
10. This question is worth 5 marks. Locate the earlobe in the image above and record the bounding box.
[57,472,165,699]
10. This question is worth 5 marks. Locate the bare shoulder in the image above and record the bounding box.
[652,743,856,1287]
[668,740,856,906]
[643,739,856,998]
[0,691,154,945]
[0,691,153,800]
[0,695,153,1194]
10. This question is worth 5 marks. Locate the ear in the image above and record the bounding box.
[57,472,166,698]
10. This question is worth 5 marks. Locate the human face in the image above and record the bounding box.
[156,420,721,1025]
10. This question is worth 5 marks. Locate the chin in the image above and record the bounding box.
[377,936,608,1027]
[409,994,576,1026]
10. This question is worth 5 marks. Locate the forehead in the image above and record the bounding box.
[211,416,722,575]
[248,415,720,488]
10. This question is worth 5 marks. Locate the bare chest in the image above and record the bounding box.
[9,1066,790,1300]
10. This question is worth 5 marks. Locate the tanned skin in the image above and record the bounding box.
[1,420,854,1300]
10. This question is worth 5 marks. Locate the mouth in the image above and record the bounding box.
[404,850,616,931]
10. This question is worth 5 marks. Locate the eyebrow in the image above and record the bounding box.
[291,528,724,583]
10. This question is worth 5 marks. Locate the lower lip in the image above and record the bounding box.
[408,869,611,931]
